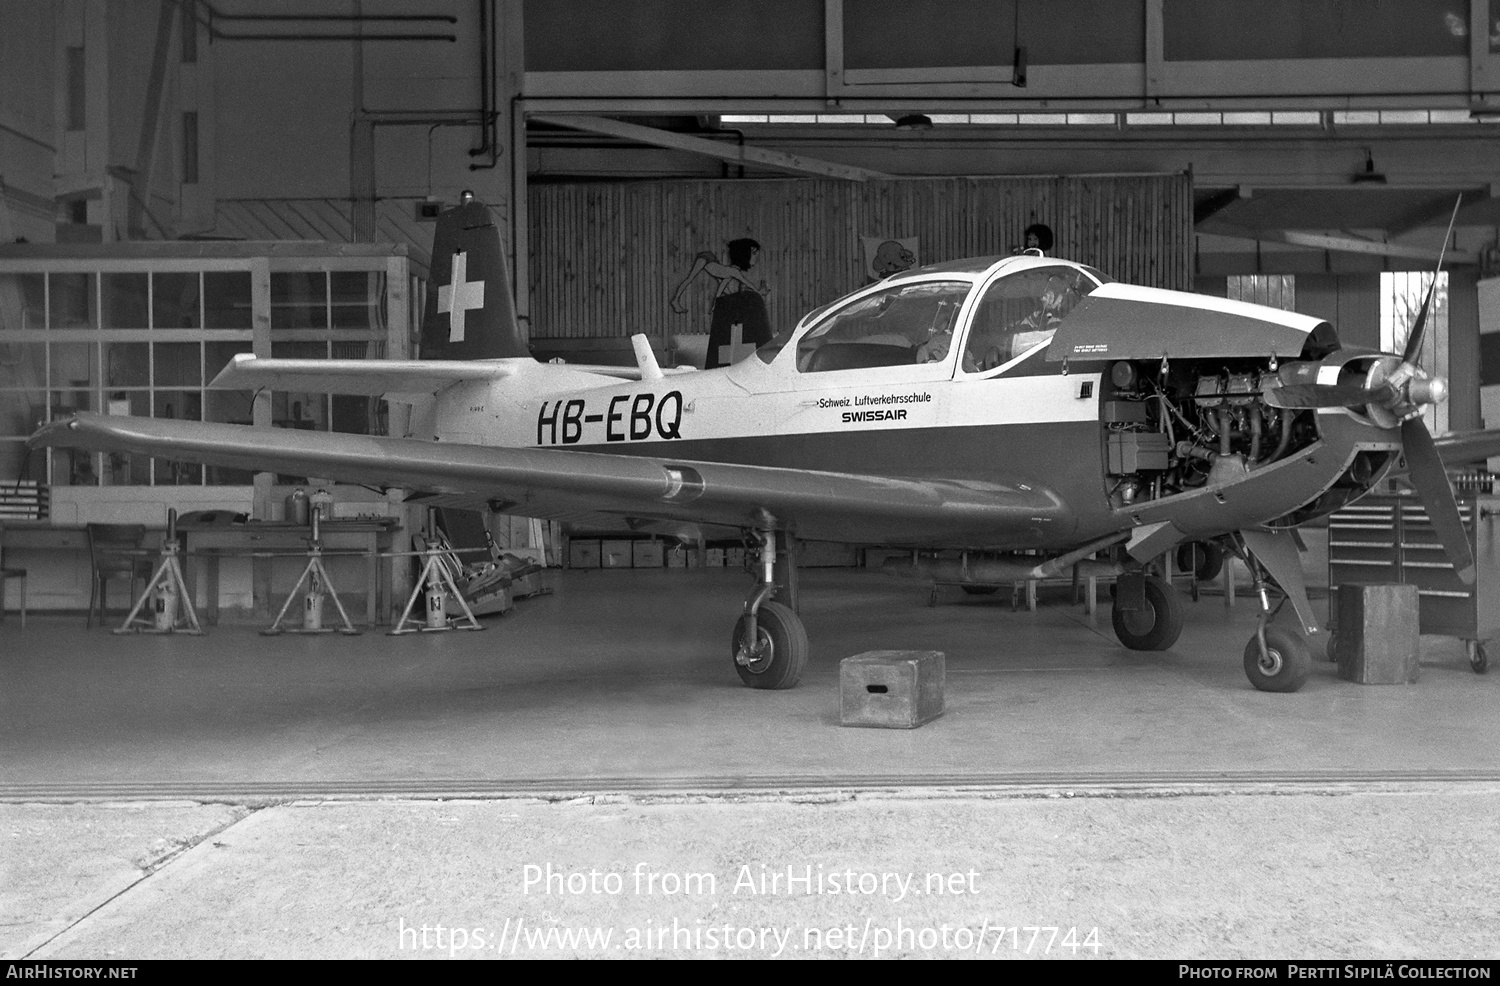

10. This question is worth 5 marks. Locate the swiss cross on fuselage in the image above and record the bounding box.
[437,249,485,343]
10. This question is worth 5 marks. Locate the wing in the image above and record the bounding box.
[30,413,1073,545]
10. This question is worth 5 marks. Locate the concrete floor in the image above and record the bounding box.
[3,568,1498,959]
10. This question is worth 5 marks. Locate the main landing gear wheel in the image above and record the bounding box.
[732,600,808,690]
[1175,541,1225,582]
[1111,575,1184,651]
[1468,640,1489,675]
[1243,626,1311,693]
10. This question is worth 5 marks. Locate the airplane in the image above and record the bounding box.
[31,195,1500,693]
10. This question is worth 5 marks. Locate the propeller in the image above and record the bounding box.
[1261,196,1474,584]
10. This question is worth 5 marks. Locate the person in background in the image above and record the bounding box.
[1020,223,1054,255]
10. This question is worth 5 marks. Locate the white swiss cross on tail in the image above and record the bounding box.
[437,249,485,342]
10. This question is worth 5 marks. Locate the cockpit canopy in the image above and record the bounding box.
[758,256,1110,376]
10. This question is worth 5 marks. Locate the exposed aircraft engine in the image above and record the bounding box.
[1099,355,1345,511]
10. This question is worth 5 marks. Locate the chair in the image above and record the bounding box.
[0,524,25,629]
[85,524,152,629]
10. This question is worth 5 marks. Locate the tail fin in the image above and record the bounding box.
[420,196,530,360]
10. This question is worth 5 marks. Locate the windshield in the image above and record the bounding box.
[793,280,972,372]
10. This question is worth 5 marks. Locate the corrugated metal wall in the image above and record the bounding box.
[528,174,1192,341]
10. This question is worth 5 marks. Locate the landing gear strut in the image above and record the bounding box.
[731,528,808,689]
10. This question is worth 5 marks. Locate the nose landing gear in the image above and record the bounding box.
[1236,528,1319,692]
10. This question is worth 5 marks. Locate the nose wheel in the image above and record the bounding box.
[1236,529,1316,692]
[1243,625,1311,692]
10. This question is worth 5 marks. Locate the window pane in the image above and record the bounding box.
[204,272,252,329]
[205,340,252,382]
[330,271,386,330]
[52,446,98,486]
[50,273,95,328]
[105,342,149,387]
[332,395,378,435]
[272,390,325,430]
[331,339,385,361]
[0,273,46,328]
[153,341,202,387]
[270,340,328,360]
[0,341,46,389]
[102,273,149,329]
[0,390,45,438]
[964,266,1095,373]
[204,386,254,426]
[1,439,48,486]
[797,281,970,372]
[153,272,200,328]
[271,272,327,329]
[49,342,98,395]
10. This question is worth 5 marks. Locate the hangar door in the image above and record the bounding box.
[528,175,1192,345]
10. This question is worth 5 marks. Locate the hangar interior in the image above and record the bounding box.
[2,0,1500,842]
[5,0,1500,961]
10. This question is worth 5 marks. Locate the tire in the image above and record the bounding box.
[1111,575,1183,651]
[960,585,1000,596]
[1471,642,1489,675]
[1175,541,1224,582]
[732,600,808,690]
[1243,626,1311,693]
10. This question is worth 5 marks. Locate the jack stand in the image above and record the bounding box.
[262,509,360,635]
[389,536,484,634]
[115,508,204,635]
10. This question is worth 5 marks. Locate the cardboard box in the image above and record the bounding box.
[568,539,600,569]
[632,540,664,568]
[666,545,688,569]
[704,548,725,567]
[725,547,745,569]
[601,540,633,568]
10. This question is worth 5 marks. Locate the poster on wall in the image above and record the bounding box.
[670,238,773,369]
[861,236,919,283]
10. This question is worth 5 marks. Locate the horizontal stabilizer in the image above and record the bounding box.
[1434,427,1500,466]
[209,353,519,396]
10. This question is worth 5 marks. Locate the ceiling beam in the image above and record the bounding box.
[1210,225,1475,264]
[528,114,892,181]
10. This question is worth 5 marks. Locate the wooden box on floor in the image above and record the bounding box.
[1333,583,1420,684]
[840,651,945,729]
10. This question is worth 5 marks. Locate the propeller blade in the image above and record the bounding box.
[1262,383,1389,410]
[1399,278,1438,365]
[1401,416,1475,585]
[1400,195,1463,365]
